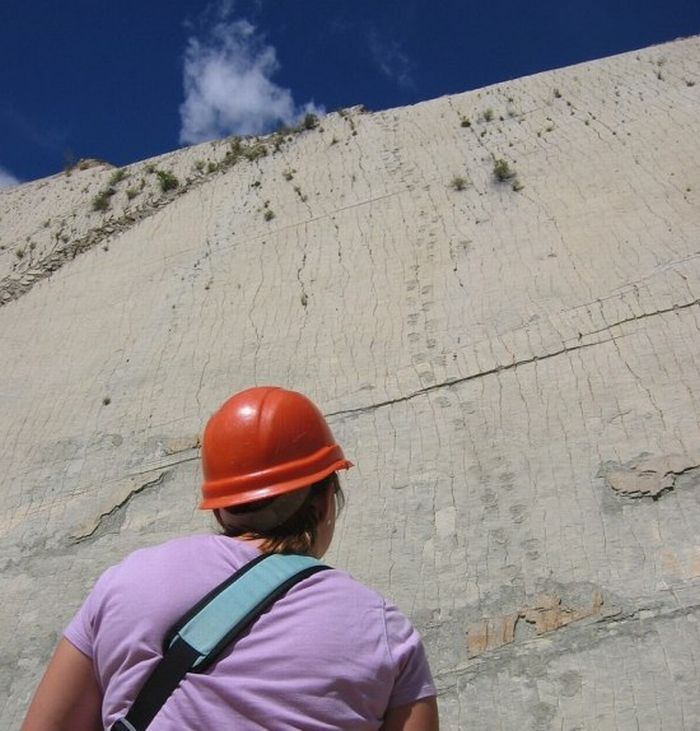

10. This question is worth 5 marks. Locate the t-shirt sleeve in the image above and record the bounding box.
[383,600,437,708]
[63,565,117,659]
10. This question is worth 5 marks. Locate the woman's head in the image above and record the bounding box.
[199,386,352,554]
[215,471,345,555]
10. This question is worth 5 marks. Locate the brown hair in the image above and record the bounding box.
[216,472,344,555]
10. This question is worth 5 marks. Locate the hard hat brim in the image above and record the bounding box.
[199,449,352,510]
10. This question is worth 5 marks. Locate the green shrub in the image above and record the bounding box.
[155,170,179,192]
[92,187,116,211]
[242,143,268,161]
[224,137,268,165]
[264,209,275,221]
[460,118,471,128]
[450,176,468,191]
[301,113,319,130]
[493,159,515,181]
[109,169,128,185]
[224,138,245,164]
[271,131,287,152]
[483,108,494,122]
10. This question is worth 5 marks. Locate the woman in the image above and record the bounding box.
[22,386,439,730]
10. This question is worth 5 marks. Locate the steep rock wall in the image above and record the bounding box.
[1,37,699,729]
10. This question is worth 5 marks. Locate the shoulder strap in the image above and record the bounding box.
[111,553,330,731]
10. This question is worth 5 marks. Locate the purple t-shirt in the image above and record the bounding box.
[65,534,435,729]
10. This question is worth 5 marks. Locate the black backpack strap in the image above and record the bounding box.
[111,638,200,731]
[111,553,330,731]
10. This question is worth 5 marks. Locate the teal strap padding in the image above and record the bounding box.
[175,554,322,663]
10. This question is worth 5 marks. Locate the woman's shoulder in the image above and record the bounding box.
[105,534,259,585]
[295,563,394,618]
[129,532,256,559]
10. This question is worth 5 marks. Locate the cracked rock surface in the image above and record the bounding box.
[1,38,699,729]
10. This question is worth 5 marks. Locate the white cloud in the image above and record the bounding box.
[179,17,324,144]
[368,30,414,90]
[0,165,20,189]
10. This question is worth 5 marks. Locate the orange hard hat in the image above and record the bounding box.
[199,386,352,510]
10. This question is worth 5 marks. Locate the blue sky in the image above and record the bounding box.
[1,0,699,187]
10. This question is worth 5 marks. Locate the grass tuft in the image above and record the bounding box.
[493,159,515,182]
[155,170,179,192]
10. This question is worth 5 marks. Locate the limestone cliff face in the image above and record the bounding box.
[1,37,699,729]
